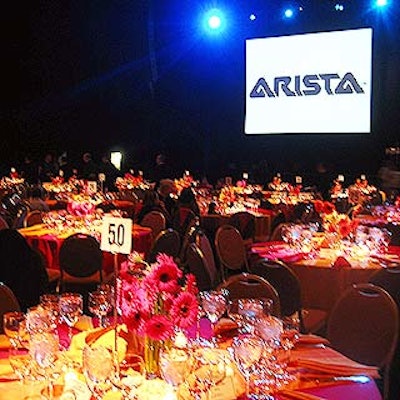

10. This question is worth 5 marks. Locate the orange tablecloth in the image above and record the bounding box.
[19,223,153,273]
[250,241,400,312]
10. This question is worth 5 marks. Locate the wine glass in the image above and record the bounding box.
[192,348,227,400]
[88,290,112,328]
[3,311,26,349]
[230,334,264,397]
[112,353,145,399]
[59,293,83,346]
[40,294,60,329]
[160,346,193,393]
[30,331,60,399]
[83,345,115,400]
[199,289,228,338]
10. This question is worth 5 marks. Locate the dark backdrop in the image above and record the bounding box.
[1,0,399,181]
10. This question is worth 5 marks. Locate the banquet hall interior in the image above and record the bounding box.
[1,1,400,400]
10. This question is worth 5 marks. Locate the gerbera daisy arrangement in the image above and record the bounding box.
[118,252,199,342]
[313,200,358,239]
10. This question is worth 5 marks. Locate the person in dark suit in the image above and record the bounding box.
[0,229,49,311]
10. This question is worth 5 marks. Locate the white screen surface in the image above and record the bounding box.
[245,28,373,134]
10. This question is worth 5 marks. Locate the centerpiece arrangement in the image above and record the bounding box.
[117,253,199,377]
[313,200,359,243]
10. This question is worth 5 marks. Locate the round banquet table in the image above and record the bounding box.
[250,242,400,313]
[201,209,274,242]
[18,223,153,274]
[0,321,383,400]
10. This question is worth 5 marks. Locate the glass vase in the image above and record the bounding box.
[144,336,161,379]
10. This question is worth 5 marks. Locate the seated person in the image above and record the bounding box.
[26,186,50,212]
[136,190,171,226]
[0,229,49,311]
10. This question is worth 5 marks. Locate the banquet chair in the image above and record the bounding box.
[0,215,9,230]
[186,243,218,291]
[250,259,327,334]
[215,225,249,281]
[0,282,21,333]
[327,283,399,400]
[218,273,281,317]
[369,265,400,400]
[228,211,256,245]
[193,230,219,286]
[140,211,166,241]
[23,210,43,227]
[58,233,106,294]
[147,228,181,264]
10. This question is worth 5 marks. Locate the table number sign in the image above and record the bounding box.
[101,216,132,254]
[87,181,97,193]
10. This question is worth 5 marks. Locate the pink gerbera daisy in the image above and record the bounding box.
[144,315,174,341]
[147,257,182,293]
[170,292,199,329]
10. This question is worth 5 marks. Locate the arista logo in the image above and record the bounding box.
[250,72,365,98]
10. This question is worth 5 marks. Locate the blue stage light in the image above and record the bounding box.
[249,14,256,21]
[208,15,221,29]
[203,8,226,34]
[376,0,388,6]
[335,4,344,11]
[284,8,294,18]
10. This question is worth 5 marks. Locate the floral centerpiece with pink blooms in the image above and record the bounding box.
[118,252,199,376]
[66,194,98,218]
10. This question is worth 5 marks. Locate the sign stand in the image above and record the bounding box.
[100,216,133,364]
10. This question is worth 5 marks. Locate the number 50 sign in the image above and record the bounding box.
[101,217,132,254]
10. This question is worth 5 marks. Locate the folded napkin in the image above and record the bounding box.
[74,315,94,331]
[293,357,379,379]
[0,360,13,377]
[214,318,239,337]
[332,256,352,269]
[69,325,127,363]
[0,335,11,350]
[278,389,328,400]
[295,335,330,347]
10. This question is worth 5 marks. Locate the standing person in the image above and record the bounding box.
[79,152,98,181]
[20,154,39,184]
[150,153,175,187]
[38,153,58,182]
[98,153,121,192]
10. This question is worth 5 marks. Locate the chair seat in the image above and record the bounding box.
[302,308,328,334]
[46,269,61,284]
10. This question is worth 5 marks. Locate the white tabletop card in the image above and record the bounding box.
[87,181,97,193]
[101,216,132,254]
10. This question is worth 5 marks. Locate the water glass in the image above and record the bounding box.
[83,345,115,400]
[199,289,228,335]
[88,290,112,328]
[59,293,83,345]
[3,311,27,349]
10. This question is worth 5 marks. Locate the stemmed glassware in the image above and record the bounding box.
[59,293,83,346]
[3,312,31,385]
[191,348,227,400]
[30,331,60,399]
[3,311,27,350]
[83,345,115,400]
[230,334,264,398]
[88,290,113,328]
[199,289,228,339]
[159,345,193,395]
[112,353,145,399]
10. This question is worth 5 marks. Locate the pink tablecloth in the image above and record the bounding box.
[21,225,153,273]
